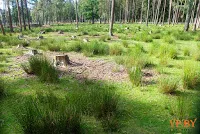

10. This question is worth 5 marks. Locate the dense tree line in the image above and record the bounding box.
[0,0,200,35]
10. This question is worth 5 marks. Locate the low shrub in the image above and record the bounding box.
[128,66,142,86]
[182,61,200,89]
[159,77,178,94]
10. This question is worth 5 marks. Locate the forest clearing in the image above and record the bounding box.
[0,0,200,134]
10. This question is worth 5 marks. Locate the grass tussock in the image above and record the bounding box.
[83,41,110,56]
[182,61,200,89]
[109,44,124,56]
[128,66,142,86]
[22,56,59,83]
[159,77,178,94]
[16,92,82,134]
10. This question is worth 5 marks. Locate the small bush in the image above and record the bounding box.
[128,66,142,86]
[109,44,124,56]
[159,77,178,94]
[28,56,59,83]
[183,62,200,89]
[0,78,4,97]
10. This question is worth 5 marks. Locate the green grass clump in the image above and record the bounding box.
[95,89,119,131]
[148,42,160,55]
[182,62,200,89]
[126,48,151,68]
[173,31,193,41]
[16,92,82,134]
[83,41,109,56]
[47,44,61,51]
[159,44,178,59]
[163,36,175,44]
[68,41,83,52]
[128,66,142,86]
[122,41,129,48]
[183,47,190,56]
[0,78,4,97]
[27,56,59,83]
[133,33,153,43]
[159,77,178,94]
[109,44,124,56]
[192,50,200,61]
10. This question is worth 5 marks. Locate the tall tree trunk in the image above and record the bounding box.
[131,0,135,23]
[146,0,150,26]
[109,0,115,36]
[168,0,173,24]
[16,0,22,32]
[125,0,129,23]
[7,0,13,32]
[140,0,144,23]
[152,0,156,23]
[184,0,194,31]
[75,0,78,29]
[0,18,5,35]
[162,0,167,25]
[193,1,200,31]
[21,0,26,30]
[155,0,161,25]
[24,0,30,30]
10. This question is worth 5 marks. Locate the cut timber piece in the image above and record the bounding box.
[40,30,46,34]
[83,38,89,43]
[37,36,44,40]
[58,30,64,34]
[28,49,38,55]
[71,35,76,39]
[53,55,70,67]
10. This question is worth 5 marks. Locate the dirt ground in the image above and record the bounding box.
[4,49,157,84]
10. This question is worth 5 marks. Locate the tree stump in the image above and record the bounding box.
[28,49,38,55]
[53,55,70,67]
[37,36,44,40]
[58,30,64,34]
[71,35,76,39]
[40,30,46,34]
[83,38,89,43]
